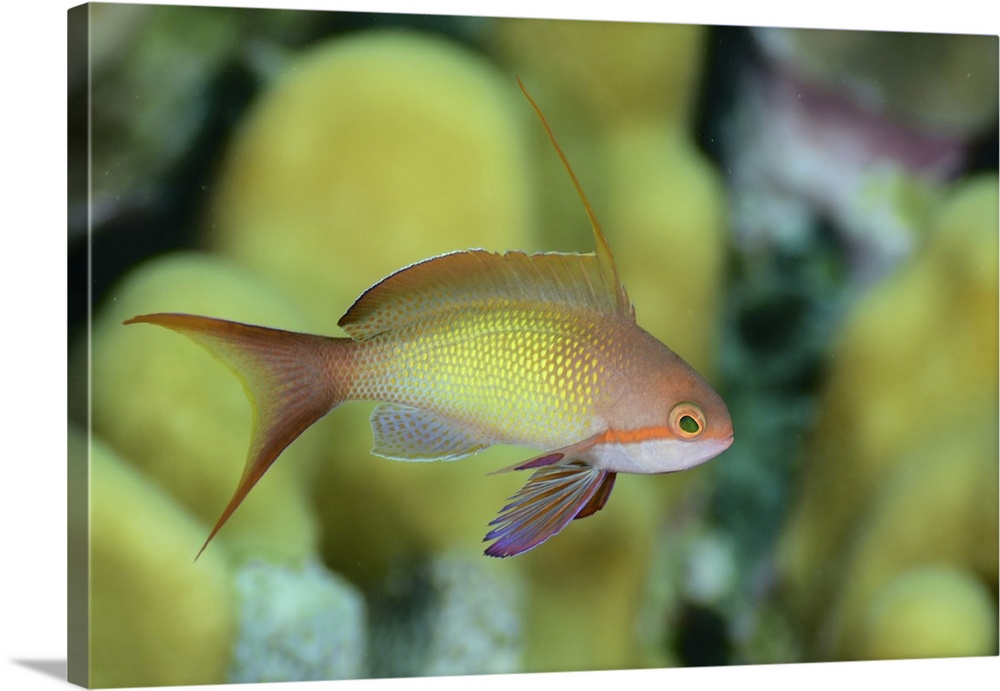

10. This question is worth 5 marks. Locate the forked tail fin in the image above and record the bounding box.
[124,313,351,558]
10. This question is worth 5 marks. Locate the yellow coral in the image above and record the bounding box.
[859,565,998,660]
[491,18,707,129]
[777,175,999,656]
[207,29,537,334]
[84,428,236,687]
[822,418,998,658]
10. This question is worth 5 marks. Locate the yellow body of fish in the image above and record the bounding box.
[126,81,733,557]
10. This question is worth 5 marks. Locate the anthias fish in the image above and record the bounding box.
[126,80,734,558]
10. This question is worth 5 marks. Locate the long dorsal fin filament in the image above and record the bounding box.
[516,76,631,317]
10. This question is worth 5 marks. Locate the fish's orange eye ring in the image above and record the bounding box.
[669,402,706,440]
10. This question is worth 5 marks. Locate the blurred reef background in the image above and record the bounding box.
[67,5,998,687]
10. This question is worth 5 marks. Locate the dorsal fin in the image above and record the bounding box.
[337,79,634,342]
[338,247,632,340]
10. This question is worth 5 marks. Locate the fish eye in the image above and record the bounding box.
[679,415,700,434]
[670,402,706,440]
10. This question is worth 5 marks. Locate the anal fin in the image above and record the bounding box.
[370,403,488,461]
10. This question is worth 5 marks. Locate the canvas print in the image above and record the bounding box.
[67,3,999,688]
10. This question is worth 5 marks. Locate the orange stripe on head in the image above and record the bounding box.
[598,402,710,446]
[597,426,674,445]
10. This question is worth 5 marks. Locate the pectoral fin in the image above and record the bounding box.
[487,435,600,474]
[484,461,616,558]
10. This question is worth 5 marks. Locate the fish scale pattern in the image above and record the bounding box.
[346,300,624,455]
